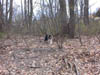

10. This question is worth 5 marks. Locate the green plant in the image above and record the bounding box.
[75,20,100,36]
[0,32,5,38]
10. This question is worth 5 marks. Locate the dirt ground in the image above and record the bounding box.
[0,35,100,75]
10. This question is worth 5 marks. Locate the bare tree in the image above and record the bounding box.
[68,0,75,38]
[8,0,13,25]
[84,0,89,25]
[6,0,8,23]
[21,0,24,21]
[29,0,33,31]
[0,0,4,32]
[53,0,68,49]
[59,0,68,35]
[80,0,84,19]
[24,0,27,28]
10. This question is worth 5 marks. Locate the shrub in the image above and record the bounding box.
[0,32,5,38]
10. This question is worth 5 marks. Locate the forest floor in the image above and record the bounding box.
[0,35,100,75]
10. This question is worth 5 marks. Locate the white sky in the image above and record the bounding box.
[14,0,100,14]
[14,0,41,15]
[89,0,100,13]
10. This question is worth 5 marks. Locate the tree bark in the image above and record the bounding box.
[21,0,24,20]
[80,0,84,19]
[59,0,68,35]
[29,0,33,26]
[9,0,13,25]
[68,0,75,38]
[0,0,3,32]
[6,0,8,22]
[84,0,89,25]
[24,0,27,25]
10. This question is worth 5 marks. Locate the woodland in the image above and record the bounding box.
[0,0,100,75]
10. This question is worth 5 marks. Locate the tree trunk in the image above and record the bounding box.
[0,0,3,32]
[84,0,89,25]
[59,0,68,35]
[24,0,27,25]
[80,0,84,19]
[68,0,75,38]
[29,0,33,26]
[6,0,8,22]
[9,0,13,25]
[21,0,24,20]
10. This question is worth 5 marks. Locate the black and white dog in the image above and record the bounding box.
[44,34,53,44]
